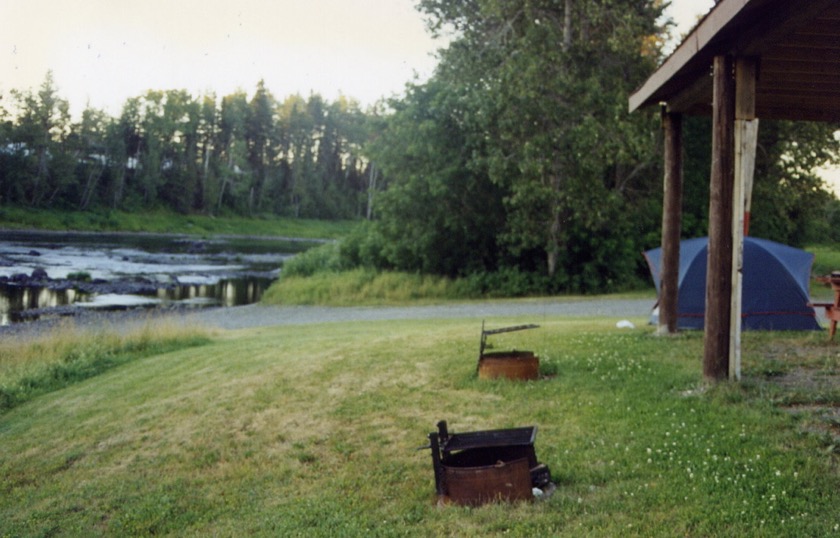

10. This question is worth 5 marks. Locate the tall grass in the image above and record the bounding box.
[269,242,654,305]
[269,242,470,304]
[1,317,837,536]
[263,269,468,305]
[268,242,840,306]
[0,317,211,412]
[264,268,655,306]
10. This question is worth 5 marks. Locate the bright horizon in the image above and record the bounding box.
[1,1,714,118]
[1,0,442,117]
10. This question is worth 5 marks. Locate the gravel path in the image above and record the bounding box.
[5,297,832,337]
[182,298,656,331]
[0,297,655,339]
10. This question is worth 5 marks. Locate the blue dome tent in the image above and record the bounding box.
[644,237,820,331]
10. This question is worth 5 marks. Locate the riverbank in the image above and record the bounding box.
[0,206,357,240]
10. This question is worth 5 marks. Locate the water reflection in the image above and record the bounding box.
[158,278,272,307]
[0,277,274,325]
[0,283,91,324]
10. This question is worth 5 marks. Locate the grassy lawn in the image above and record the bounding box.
[1,314,838,536]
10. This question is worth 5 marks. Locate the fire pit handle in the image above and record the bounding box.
[478,321,540,370]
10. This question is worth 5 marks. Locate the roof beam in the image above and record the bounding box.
[629,0,840,116]
[629,0,753,112]
[735,0,838,56]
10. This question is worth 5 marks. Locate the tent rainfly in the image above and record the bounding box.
[644,237,820,331]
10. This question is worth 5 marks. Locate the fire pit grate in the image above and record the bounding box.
[440,425,536,452]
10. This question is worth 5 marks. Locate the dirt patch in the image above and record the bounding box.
[784,404,840,446]
[749,339,840,448]
[774,366,840,392]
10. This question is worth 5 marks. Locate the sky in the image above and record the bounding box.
[0,0,441,116]
[1,0,716,119]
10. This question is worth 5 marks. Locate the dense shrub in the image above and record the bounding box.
[280,242,346,278]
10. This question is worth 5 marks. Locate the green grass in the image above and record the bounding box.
[809,244,840,278]
[0,206,357,239]
[262,269,469,305]
[0,317,211,413]
[1,315,838,536]
[263,269,656,306]
[810,244,840,301]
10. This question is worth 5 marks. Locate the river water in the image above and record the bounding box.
[0,230,316,325]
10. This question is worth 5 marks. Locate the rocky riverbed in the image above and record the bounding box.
[0,230,298,326]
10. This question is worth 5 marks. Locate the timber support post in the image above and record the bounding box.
[659,109,683,335]
[704,55,735,382]
[729,57,759,381]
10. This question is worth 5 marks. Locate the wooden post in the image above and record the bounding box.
[730,57,759,381]
[659,109,683,335]
[704,55,735,382]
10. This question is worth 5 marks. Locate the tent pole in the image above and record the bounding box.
[729,57,758,381]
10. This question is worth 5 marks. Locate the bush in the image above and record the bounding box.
[280,242,345,278]
[336,222,391,270]
[458,268,556,298]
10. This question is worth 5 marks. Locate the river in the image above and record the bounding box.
[0,230,319,325]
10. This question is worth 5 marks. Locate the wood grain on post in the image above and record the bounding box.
[704,55,735,382]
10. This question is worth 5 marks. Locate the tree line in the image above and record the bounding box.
[348,0,839,293]
[0,74,374,219]
[2,0,839,295]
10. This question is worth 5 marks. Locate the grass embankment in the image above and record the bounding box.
[0,318,211,413]
[262,268,472,305]
[262,242,655,306]
[263,239,840,307]
[263,269,655,306]
[1,316,838,536]
[0,206,356,240]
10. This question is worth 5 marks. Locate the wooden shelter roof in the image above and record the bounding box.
[629,0,840,122]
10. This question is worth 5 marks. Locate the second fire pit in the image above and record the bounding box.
[477,322,540,380]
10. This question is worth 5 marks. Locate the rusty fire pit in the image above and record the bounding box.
[477,322,540,380]
[424,420,552,506]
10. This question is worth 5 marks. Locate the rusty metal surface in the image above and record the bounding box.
[478,351,539,380]
[424,421,551,506]
[443,457,533,506]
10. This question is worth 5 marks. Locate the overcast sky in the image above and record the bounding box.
[1,0,715,118]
